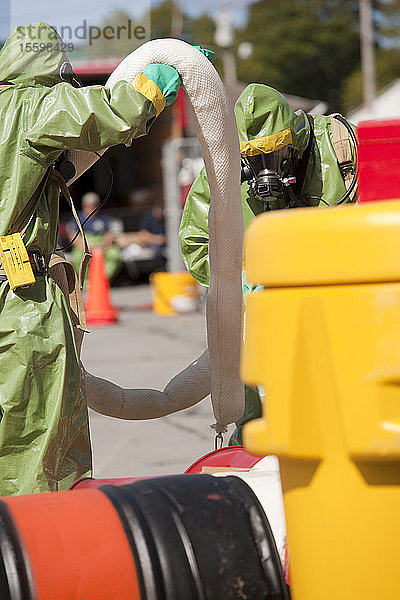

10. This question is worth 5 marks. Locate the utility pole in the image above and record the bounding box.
[359,0,377,111]
[171,0,184,39]
[214,4,237,85]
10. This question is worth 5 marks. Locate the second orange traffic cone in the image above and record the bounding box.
[85,248,118,326]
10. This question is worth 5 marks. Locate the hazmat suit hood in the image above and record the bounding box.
[180,84,353,289]
[234,83,310,158]
[0,27,176,495]
[0,22,70,87]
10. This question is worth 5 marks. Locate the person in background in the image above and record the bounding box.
[139,201,166,271]
[68,191,122,283]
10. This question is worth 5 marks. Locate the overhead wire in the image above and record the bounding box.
[57,151,114,251]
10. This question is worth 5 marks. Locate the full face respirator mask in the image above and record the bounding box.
[59,61,83,88]
[240,113,358,210]
[240,147,297,207]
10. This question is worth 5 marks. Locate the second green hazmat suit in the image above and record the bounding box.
[0,22,182,496]
[179,83,356,443]
[69,192,123,285]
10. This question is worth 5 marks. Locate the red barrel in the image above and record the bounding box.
[71,475,155,489]
[358,119,400,203]
[0,475,289,600]
[185,445,261,473]
[1,489,141,600]
[71,446,260,489]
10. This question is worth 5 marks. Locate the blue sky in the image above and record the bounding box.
[1,0,256,42]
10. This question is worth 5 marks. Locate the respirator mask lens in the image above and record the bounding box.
[242,147,293,202]
[247,147,290,176]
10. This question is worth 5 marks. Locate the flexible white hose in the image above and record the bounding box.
[51,254,212,417]
[84,350,210,419]
[69,39,244,432]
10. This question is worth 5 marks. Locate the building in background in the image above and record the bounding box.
[67,59,176,229]
[348,78,400,124]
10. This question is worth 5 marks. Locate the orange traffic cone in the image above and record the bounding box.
[85,248,118,326]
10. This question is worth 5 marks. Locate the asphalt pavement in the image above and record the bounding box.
[82,284,232,480]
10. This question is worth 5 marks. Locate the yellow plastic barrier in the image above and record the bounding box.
[242,200,400,599]
[150,271,199,315]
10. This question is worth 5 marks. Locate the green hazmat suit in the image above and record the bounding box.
[179,83,356,443]
[70,236,122,285]
[0,23,178,496]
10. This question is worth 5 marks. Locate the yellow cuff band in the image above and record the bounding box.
[240,128,293,156]
[133,72,166,117]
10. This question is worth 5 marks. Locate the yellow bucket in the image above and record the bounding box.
[150,271,200,315]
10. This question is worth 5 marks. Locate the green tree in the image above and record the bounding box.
[147,1,216,50]
[340,0,400,111]
[374,0,400,43]
[341,46,400,112]
[83,10,149,58]
[184,14,216,49]
[147,0,173,39]
[84,2,216,60]
[236,0,360,111]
